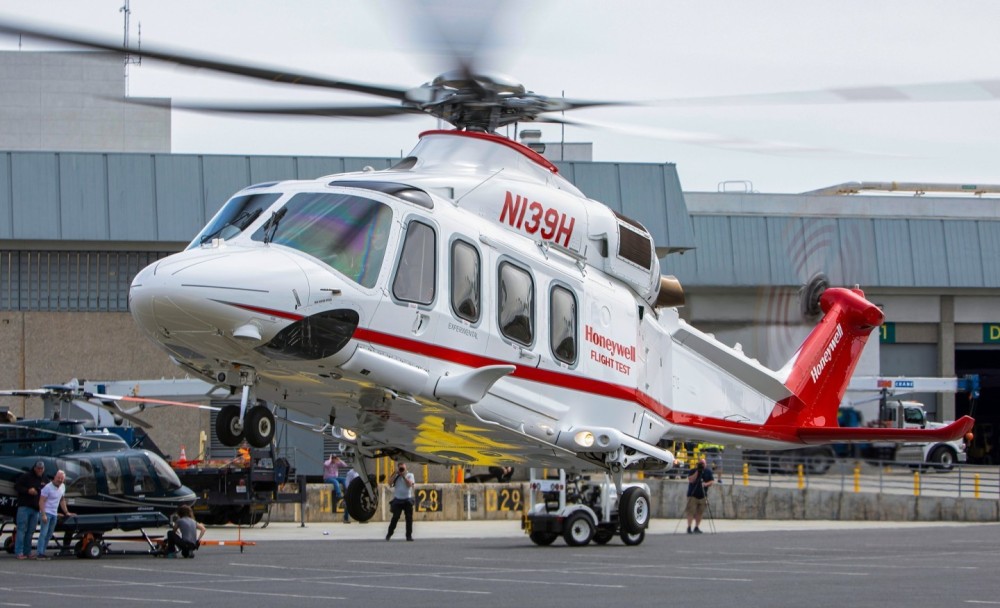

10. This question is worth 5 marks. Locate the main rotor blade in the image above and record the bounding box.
[651,79,1000,107]
[392,0,513,75]
[127,98,425,119]
[544,114,891,157]
[0,18,410,101]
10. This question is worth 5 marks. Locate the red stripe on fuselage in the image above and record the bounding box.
[214,300,305,322]
[353,327,795,443]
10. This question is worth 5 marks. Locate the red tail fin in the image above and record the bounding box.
[771,288,884,429]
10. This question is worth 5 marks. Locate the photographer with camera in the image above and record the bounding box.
[385,461,416,541]
[685,458,715,534]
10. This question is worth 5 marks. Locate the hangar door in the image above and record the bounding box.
[956,348,999,464]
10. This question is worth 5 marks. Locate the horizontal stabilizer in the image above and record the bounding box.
[796,416,974,444]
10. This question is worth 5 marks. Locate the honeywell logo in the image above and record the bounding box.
[809,323,844,383]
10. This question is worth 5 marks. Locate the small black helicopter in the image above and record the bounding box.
[0,418,196,520]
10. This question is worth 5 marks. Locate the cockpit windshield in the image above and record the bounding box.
[146,451,183,492]
[251,192,393,288]
[188,192,282,249]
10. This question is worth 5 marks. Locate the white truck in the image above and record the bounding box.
[877,400,967,469]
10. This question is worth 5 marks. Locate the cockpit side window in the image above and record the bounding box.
[392,220,436,305]
[251,192,393,289]
[188,192,282,249]
[498,261,534,346]
[450,240,481,323]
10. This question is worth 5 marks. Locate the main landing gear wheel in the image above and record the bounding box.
[245,407,275,448]
[619,528,646,546]
[345,475,379,522]
[562,512,594,546]
[216,404,244,446]
[529,531,558,546]
[619,487,650,534]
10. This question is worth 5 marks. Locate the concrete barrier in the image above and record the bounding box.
[263,480,999,524]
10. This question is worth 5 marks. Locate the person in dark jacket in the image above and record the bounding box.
[14,461,47,559]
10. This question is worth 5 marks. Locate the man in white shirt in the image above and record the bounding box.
[385,462,415,541]
[37,470,74,560]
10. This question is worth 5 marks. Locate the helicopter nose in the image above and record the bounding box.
[130,248,316,359]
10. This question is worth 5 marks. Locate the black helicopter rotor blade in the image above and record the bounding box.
[0,18,410,101]
[124,97,426,119]
[73,398,153,429]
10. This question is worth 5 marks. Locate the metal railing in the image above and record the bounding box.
[692,453,1000,499]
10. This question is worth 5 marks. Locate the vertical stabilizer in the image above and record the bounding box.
[770,288,884,428]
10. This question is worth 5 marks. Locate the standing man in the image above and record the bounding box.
[37,470,74,560]
[685,458,715,534]
[385,461,415,541]
[14,461,47,559]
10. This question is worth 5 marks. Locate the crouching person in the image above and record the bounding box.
[163,505,206,558]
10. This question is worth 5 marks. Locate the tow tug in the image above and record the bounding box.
[522,469,651,547]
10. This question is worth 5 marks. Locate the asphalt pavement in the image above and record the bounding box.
[0,519,996,608]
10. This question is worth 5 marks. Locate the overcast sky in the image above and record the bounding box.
[1,0,999,193]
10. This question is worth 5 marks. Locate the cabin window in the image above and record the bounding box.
[127,455,156,493]
[498,262,534,345]
[102,457,124,495]
[450,240,481,323]
[550,285,578,365]
[58,458,97,497]
[188,192,281,249]
[392,220,436,305]
[251,192,393,288]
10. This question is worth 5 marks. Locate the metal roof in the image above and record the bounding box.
[3,150,999,290]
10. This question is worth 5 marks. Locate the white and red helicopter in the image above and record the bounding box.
[0,14,975,525]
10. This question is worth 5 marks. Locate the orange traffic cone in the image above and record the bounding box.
[179,445,187,461]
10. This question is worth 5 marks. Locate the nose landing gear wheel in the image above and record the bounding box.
[245,407,275,448]
[216,404,245,446]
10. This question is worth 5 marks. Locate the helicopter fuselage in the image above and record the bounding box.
[128,130,891,471]
[0,421,195,518]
